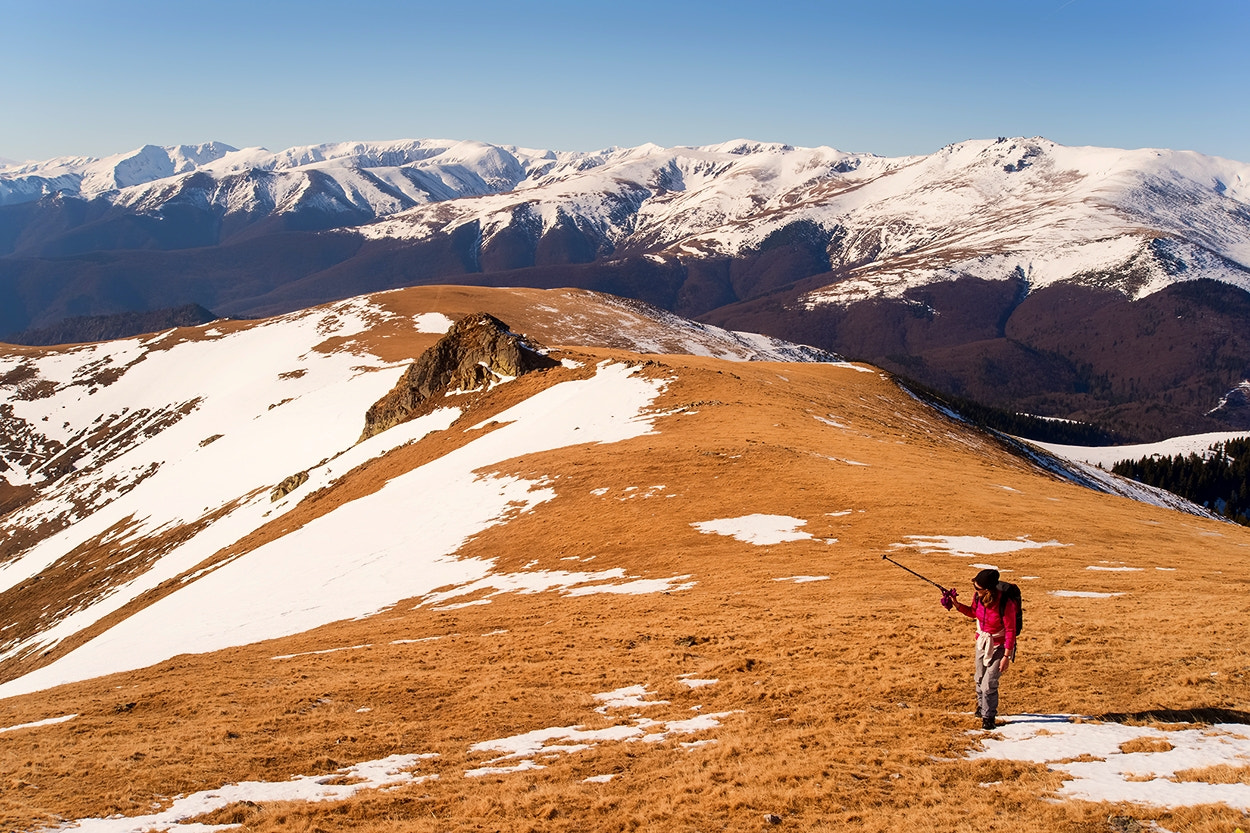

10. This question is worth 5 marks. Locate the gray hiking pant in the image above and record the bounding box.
[974,644,1005,719]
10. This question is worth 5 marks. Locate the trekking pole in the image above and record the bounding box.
[881,554,959,609]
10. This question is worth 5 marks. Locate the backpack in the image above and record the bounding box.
[996,581,1024,634]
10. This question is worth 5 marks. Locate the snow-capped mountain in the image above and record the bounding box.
[351,137,1250,302]
[5,136,1247,301]
[0,139,565,212]
[3,136,1250,441]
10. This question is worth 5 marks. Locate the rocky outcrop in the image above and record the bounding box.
[360,312,559,441]
[270,471,309,502]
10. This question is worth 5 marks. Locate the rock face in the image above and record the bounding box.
[360,312,559,441]
[270,471,309,502]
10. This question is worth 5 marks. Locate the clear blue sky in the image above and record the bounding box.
[2,0,1247,163]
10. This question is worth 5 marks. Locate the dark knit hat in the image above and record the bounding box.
[974,568,1000,590]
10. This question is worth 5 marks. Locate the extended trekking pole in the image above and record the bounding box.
[882,554,959,609]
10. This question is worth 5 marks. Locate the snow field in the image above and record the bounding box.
[691,513,825,545]
[415,565,696,610]
[0,299,462,673]
[901,535,1068,558]
[1037,431,1250,471]
[0,360,673,699]
[38,753,440,833]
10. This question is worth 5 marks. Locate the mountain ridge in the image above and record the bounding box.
[0,284,1224,697]
[3,136,1250,441]
[1,285,1248,832]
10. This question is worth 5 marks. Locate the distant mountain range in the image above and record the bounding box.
[3,136,1249,441]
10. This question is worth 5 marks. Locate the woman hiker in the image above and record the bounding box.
[942,568,1018,731]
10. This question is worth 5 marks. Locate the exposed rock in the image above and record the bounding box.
[359,312,559,441]
[270,471,309,502]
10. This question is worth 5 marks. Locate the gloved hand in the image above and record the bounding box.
[940,588,958,610]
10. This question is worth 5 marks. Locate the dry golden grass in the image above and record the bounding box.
[1118,737,1175,754]
[1,288,1249,832]
[1174,766,1250,786]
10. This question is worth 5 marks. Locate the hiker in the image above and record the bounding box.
[943,568,1018,731]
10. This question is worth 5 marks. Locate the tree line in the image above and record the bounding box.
[1112,438,1250,526]
[899,380,1125,446]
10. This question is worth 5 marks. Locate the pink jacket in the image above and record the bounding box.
[963,595,1018,654]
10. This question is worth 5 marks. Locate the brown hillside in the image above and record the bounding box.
[0,288,1247,833]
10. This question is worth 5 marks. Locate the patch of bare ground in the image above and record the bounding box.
[0,345,1247,832]
[1118,737,1174,754]
[0,481,35,518]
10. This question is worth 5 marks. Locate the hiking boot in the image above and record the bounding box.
[981,716,996,731]
[974,705,982,719]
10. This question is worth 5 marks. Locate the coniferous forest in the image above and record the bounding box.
[1112,438,1250,526]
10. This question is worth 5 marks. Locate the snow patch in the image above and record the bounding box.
[412,312,455,333]
[691,514,813,545]
[0,713,77,734]
[52,753,438,833]
[593,685,668,713]
[900,535,1068,557]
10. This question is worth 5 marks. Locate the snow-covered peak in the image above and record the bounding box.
[700,138,796,156]
[88,143,237,191]
[205,139,458,173]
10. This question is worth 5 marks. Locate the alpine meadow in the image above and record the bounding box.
[2,133,1250,833]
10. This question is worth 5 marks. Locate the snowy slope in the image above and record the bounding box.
[0,143,237,202]
[0,358,675,699]
[1011,439,1230,521]
[799,139,1250,304]
[355,140,908,255]
[1035,430,1250,470]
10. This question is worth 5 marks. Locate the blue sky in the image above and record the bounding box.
[2,0,1247,162]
